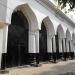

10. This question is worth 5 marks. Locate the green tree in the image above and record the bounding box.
[57,0,75,9]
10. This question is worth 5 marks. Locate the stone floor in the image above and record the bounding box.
[0,60,75,75]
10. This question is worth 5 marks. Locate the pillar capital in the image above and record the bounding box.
[29,29,39,35]
[0,21,9,29]
[47,34,55,39]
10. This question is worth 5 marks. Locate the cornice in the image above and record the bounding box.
[36,0,75,27]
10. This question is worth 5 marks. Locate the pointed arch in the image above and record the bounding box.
[5,3,39,68]
[10,4,38,31]
[39,16,56,61]
[57,24,65,38]
[42,16,55,37]
[66,29,71,40]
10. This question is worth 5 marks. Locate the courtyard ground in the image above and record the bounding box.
[0,60,75,75]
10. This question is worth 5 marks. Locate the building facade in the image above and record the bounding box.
[0,0,75,69]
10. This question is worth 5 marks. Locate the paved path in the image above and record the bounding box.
[0,60,75,75]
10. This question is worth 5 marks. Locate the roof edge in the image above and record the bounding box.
[36,0,75,27]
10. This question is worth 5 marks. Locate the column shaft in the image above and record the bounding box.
[62,38,67,60]
[52,36,57,62]
[2,26,8,53]
[0,26,8,69]
[52,36,56,53]
[66,40,69,52]
[62,39,66,52]
[35,30,39,64]
[29,30,39,65]
[29,31,36,53]
[59,38,63,53]
[47,36,52,53]
[47,36,52,60]
[35,31,39,53]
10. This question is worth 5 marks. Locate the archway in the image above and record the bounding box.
[39,17,56,62]
[66,29,71,58]
[66,29,73,59]
[39,22,47,61]
[56,25,65,59]
[1,4,39,69]
[6,10,29,67]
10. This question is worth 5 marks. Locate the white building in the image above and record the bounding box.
[0,0,75,69]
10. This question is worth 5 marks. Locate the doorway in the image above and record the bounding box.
[6,11,29,67]
[39,22,47,61]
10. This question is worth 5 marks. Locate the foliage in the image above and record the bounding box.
[57,0,75,9]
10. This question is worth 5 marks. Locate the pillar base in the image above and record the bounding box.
[47,53,52,61]
[56,52,66,60]
[0,70,9,74]
[30,63,41,67]
[66,52,69,59]
[69,52,74,60]
[61,52,67,61]
[56,52,59,59]
[1,53,6,70]
[56,52,63,59]
[39,53,56,61]
[66,52,72,59]
[52,53,57,63]
[63,52,74,60]
[29,53,39,65]
[1,53,40,68]
[39,53,48,61]
[48,53,57,63]
[1,52,41,69]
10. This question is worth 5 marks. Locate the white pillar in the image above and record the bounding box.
[35,30,39,53]
[0,29,3,68]
[2,26,8,53]
[0,23,9,69]
[70,40,74,52]
[52,36,56,53]
[29,30,39,53]
[47,35,52,53]
[66,40,70,52]
[58,38,62,53]
[29,31,36,53]
[0,29,3,54]
[62,38,66,52]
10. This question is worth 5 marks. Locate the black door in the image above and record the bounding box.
[6,11,29,67]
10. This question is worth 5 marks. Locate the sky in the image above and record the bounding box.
[50,0,75,23]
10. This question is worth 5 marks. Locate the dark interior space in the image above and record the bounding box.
[39,22,47,61]
[6,11,29,67]
[55,34,59,59]
[62,39,65,59]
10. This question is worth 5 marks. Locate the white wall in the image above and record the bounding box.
[0,0,74,54]
[0,0,72,34]
[0,0,74,68]
[0,0,7,21]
